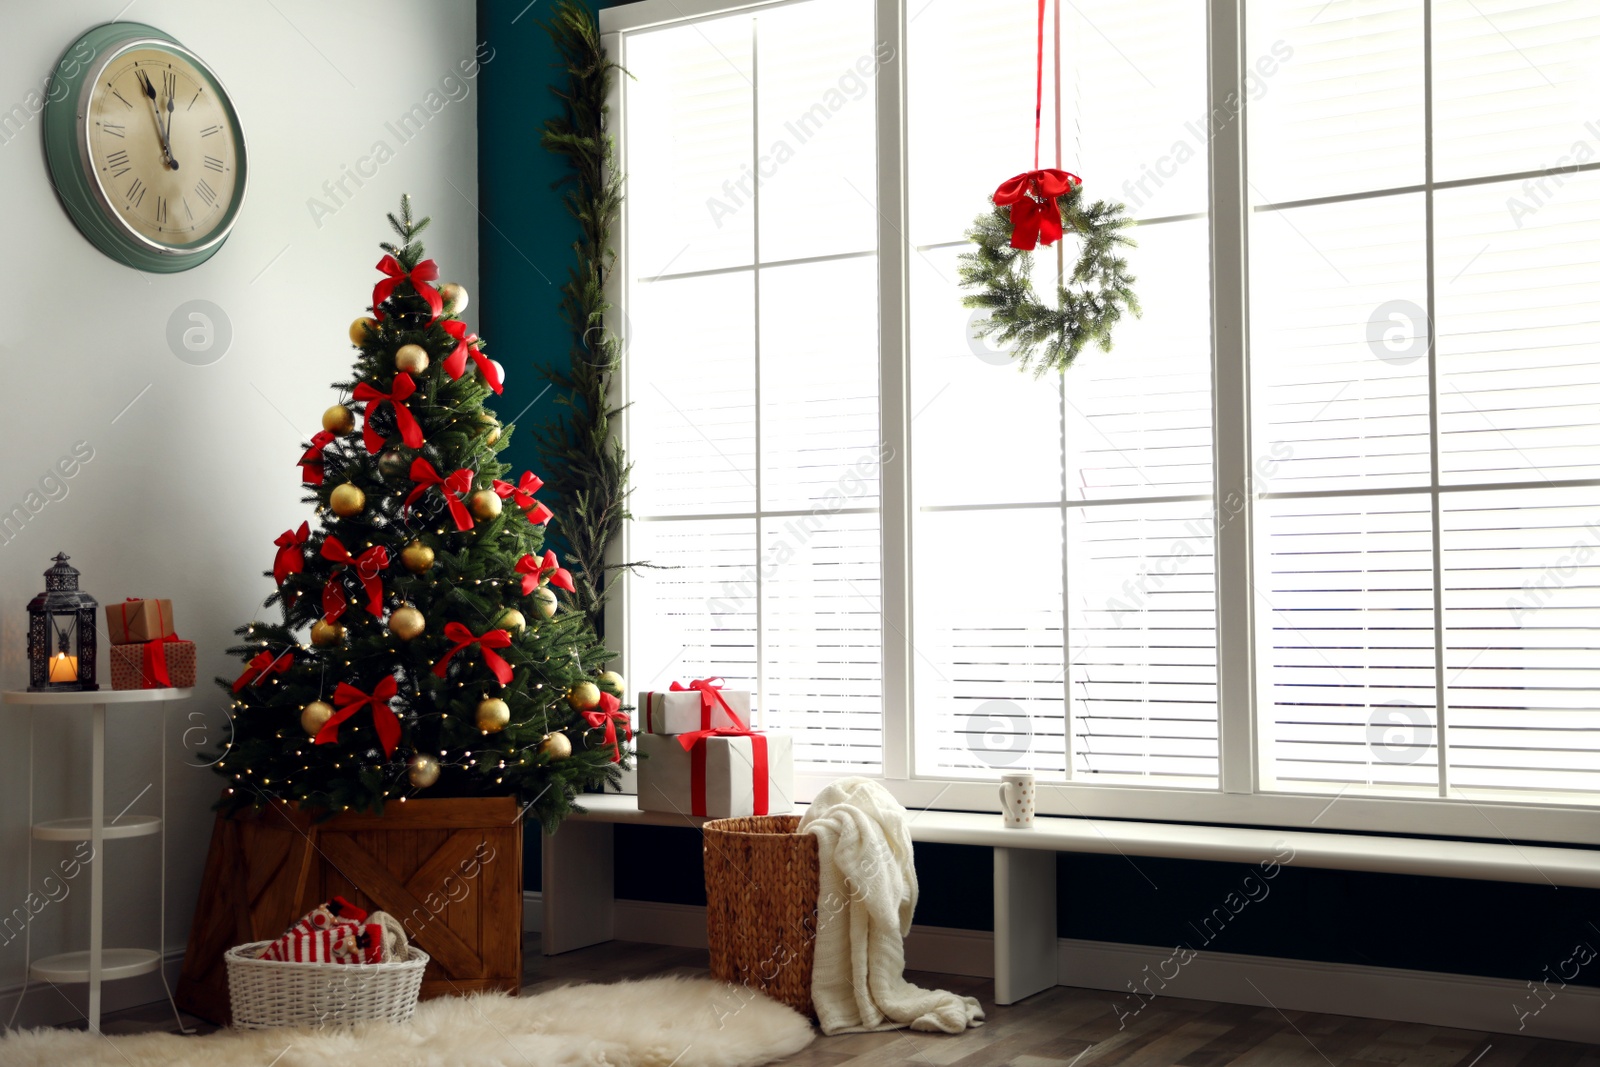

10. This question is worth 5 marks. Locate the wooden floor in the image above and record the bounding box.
[97,935,1600,1066]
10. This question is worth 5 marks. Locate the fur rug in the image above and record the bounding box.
[0,976,815,1067]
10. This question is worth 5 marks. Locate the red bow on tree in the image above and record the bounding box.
[516,551,575,595]
[493,472,554,525]
[372,255,443,325]
[441,320,501,394]
[273,523,311,586]
[353,372,424,454]
[992,169,1081,251]
[582,691,630,763]
[433,622,514,685]
[320,537,388,621]
[315,676,402,757]
[233,648,293,692]
[404,458,475,532]
[300,431,336,485]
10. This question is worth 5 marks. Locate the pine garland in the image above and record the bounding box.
[958,183,1141,377]
[534,0,631,634]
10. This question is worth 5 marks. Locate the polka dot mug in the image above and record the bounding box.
[999,771,1035,829]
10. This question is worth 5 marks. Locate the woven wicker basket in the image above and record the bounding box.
[224,941,429,1029]
[703,815,820,1016]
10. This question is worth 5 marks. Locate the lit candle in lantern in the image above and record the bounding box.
[48,652,78,683]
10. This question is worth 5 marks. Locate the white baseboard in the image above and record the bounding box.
[523,892,1600,1043]
[0,949,186,1031]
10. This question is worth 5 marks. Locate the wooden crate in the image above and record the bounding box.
[175,796,523,1024]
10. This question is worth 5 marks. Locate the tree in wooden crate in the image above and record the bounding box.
[215,197,629,828]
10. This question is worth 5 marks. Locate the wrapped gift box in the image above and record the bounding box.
[110,639,197,690]
[105,598,177,645]
[639,686,752,736]
[637,730,793,819]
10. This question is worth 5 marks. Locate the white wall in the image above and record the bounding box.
[0,0,479,1025]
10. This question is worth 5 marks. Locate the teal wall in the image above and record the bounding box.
[477,0,1600,997]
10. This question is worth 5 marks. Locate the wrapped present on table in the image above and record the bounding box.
[109,635,196,690]
[639,678,752,735]
[637,728,794,819]
[104,597,176,644]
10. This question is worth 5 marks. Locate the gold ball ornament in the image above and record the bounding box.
[597,670,625,696]
[301,700,335,736]
[468,488,503,520]
[377,448,410,480]
[538,732,573,761]
[532,587,558,619]
[475,697,511,733]
[329,483,366,517]
[407,753,441,788]
[394,344,430,375]
[401,540,435,574]
[310,619,346,647]
[497,608,527,634]
[477,413,502,446]
[322,404,356,435]
[439,282,469,315]
[388,605,426,640]
[567,681,601,711]
[349,317,378,346]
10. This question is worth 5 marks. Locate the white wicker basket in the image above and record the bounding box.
[225,940,429,1029]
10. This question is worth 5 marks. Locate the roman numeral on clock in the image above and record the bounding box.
[204,156,225,173]
[101,122,125,139]
[105,150,130,177]
[200,124,223,138]
[162,70,177,100]
[195,178,217,207]
[155,196,168,225]
[126,177,145,207]
[111,88,133,109]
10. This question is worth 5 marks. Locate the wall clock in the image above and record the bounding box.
[43,22,247,273]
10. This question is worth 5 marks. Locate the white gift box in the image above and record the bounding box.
[636,731,794,819]
[638,687,752,735]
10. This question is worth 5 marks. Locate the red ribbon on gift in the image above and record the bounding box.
[300,431,336,485]
[273,522,311,586]
[582,691,630,763]
[441,320,502,394]
[404,458,475,532]
[515,551,574,595]
[676,725,769,817]
[135,632,185,688]
[233,647,293,692]
[315,676,402,757]
[433,621,514,685]
[667,677,748,732]
[493,472,554,525]
[320,537,388,621]
[993,169,1081,251]
[372,255,443,325]
[353,372,424,454]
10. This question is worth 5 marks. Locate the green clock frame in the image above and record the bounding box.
[43,22,248,273]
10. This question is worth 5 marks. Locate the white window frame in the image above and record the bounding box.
[599,0,1600,847]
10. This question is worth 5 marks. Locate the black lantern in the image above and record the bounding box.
[27,553,99,692]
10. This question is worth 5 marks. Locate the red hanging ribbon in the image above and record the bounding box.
[676,725,769,817]
[993,169,1080,251]
[320,537,388,621]
[273,522,311,586]
[432,621,514,685]
[353,372,424,454]
[493,471,554,525]
[233,647,293,692]
[315,676,402,757]
[670,677,748,731]
[372,255,443,325]
[300,431,336,485]
[404,458,475,532]
[137,632,184,688]
[516,551,574,595]
[582,691,630,763]
[441,320,502,394]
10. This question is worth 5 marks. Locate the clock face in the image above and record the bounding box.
[84,45,241,248]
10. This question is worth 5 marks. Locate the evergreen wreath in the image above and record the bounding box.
[958,179,1140,378]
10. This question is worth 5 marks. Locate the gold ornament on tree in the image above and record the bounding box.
[538,732,572,761]
[439,282,469,315]
[476,697,511,733]
[407,753,441,788]
[478,413,502,446]
[394,344,429,375]
[468,488,502,520]
[310,619,346,647]
[567,681,601,711]
[348,317,378,346]
[322,404,356,435]
[300,700,335,736]
[532,587,558,619]
[597,670,625,696]
[497,608,526,634]
[329,483,366,517]
[388,605,425,640]
[377,448,410,479]
[401,540,435,574]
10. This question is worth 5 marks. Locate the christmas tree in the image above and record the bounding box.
[214,197,630,829]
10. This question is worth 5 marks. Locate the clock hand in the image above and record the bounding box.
[134,70,178,169]
[163,83,180,170]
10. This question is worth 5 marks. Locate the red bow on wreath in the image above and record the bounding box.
[494,472,554,525]
[433,621,514,685]
[516,551,574,595]
[372,255,443,325]
[993,169,1081,251]
[321,537,388,621]
[353,372,424,454]
[233,648,293,692]
[441,320,501,394]
[404,458,475,532]
[582,691,630,763]
[273,523,311,586]
[315,676,402,757]
[300,431,336,485]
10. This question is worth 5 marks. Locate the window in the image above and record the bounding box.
[603,0,1600,845]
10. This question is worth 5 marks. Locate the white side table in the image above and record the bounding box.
[3,687,193,1035]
